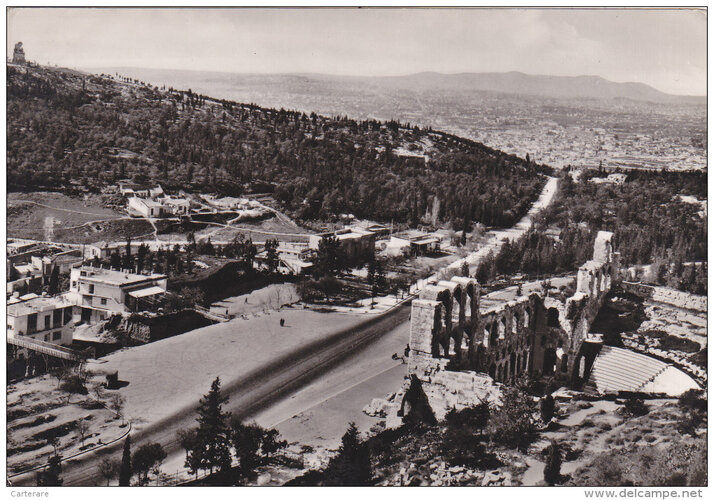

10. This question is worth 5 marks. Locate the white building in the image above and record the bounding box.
[161,196,191,215]
[128,197,164,217]
[7,293,75,346]
[68,266,167,323]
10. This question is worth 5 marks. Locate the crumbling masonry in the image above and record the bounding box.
[402,231,619,418]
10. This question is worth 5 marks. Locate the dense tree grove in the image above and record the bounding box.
[477,170,707,295]
[7,65,547,227]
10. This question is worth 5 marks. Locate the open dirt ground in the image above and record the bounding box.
[7,373,127,474]
[87,308,366,433]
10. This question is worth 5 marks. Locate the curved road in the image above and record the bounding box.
[10,302,411,486]
[10,177,559,486]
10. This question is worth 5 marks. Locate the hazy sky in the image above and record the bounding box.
[7,7,707,95]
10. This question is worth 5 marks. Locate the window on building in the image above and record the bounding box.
[27,313,37,332]
[71,281,77,289]
[44,315,50,330]
[64,307,73,324]
[44,334,50,342]
[53,309,62,327]
[53,331,61,341]
[89,284,95,294]
[101,298,107,305]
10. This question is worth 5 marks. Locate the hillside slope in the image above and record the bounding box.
[7,64,547,227]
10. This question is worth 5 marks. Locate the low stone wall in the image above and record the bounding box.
[621,282,707,312]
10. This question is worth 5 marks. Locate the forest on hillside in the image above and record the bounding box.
[7,65,548,227]
[477,169,708,295]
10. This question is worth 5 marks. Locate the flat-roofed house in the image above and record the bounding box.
[67,266,167,323]
[7,293,75,346]
[128,197,164,218]
[309,226,376,266]
[149,185,164,198]
[390,230,441,256]
[162,196,191,215]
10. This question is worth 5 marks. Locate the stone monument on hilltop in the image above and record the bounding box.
[12,42,26,65]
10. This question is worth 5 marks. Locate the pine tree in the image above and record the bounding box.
[118,435,132,486]
[190,377,232,477]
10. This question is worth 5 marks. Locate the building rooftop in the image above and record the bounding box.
[8,293,75,317]
[74,266,166,286]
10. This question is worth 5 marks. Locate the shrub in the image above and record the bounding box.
[620,397,649,418]
[60,374,88,395]
[486,386,536,450]
[540,394,555,423]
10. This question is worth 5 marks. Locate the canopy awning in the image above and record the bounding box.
[128,286,165,299]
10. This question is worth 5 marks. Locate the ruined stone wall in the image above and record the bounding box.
[620,282,707,313]
[405,231,619,413]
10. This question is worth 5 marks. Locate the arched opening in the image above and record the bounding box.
[498,317,506,340]
[465,284,475,320]
[510,352,516,379]
[448,337,456,357]
[524,307,531,329]
[431,307,442,357]
[510,312,518,335]
[561,353,569,373]
[543,348,557,375]
[489,363,496,380]
[452,287,462,327]
[489,322,498,347]
[437,289,452,334]
[547,308,560,328]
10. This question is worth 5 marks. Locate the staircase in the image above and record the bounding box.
[586,345,669,394]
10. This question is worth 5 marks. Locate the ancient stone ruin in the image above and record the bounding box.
[12,42,26,65]
[373,231,620,422]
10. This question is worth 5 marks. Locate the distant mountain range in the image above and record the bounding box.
[88,67,704,104]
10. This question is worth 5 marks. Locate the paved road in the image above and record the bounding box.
[10,176,560,485]
[9,302,411,486]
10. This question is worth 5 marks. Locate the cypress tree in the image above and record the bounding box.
[48,266,60,295]
[119,435,132,486]
[544,440,562,485]
[324,423,372,486]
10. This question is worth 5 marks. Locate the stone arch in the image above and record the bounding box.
[543,348,557,375]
